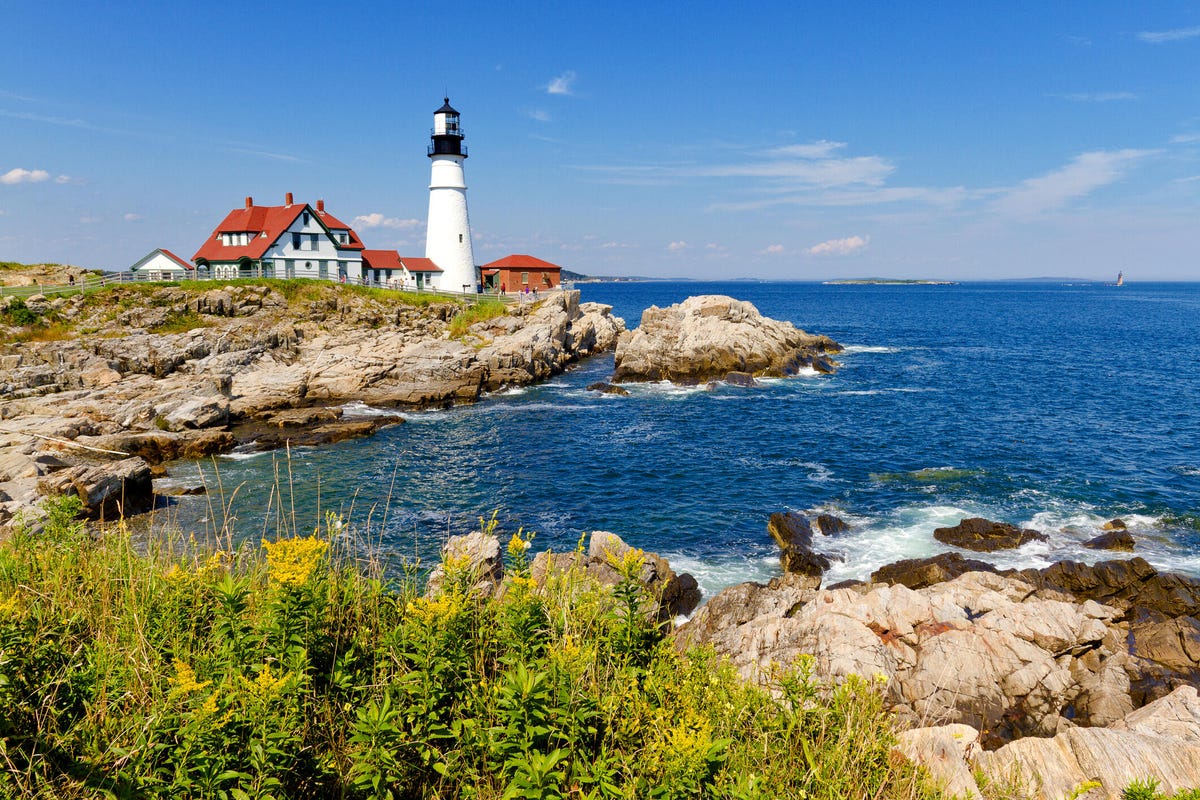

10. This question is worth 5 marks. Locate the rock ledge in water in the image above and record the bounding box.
[611,295,841,384]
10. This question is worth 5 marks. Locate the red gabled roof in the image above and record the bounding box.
[361,249,403,270]
[398,256,442,273]
[159,249,195,270]
[192,203,307,262]
[480,254,561,271]
[192,199,366,262]
[315,209,365,251]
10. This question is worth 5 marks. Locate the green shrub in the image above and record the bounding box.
[448,299,507,338]
[0,298,40,326]
[0,498,947,799]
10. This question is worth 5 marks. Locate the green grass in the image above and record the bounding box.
[449,299,508,338]
[0,497,945,799]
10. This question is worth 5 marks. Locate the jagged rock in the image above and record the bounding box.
[768,511,832,577]
[1103,518,1128,531]
[1083,529,1135,551]
[586,381,631,396]
[1015,557,1200,618]
[893,725,982,799]
[871,552,998,590]
[530,531,701,622]
[424,530,504,599]
[36,456,152,519]
[675,570,1120,747]
[814,513,849,535]
[933,517,1048,552]
[612,295,841,384]
[725,371,756,387]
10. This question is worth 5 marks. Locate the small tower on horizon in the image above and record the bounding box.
[425,97,477,294]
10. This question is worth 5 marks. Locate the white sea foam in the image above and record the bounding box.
[340,401,396,418]
[475,401,594,414]
[219,448,270,461]
[663,552,777,601]
[1170,465,1200,477]
[838,390,882,396]
[840,345,900,354]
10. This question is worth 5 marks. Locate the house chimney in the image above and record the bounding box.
[317,199,325,212]
[245,196,253,208]
[285,192,293,206]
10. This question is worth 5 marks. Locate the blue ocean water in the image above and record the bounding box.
[164,281,1200,598]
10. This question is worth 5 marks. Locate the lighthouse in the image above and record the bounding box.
[425,97,477,294]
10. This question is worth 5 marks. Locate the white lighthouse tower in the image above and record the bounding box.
[425,97,477,294]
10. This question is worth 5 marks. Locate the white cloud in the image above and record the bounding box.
[758,244,786,255]
[1138,26,1200,43]
[1,167,50,184]
[55,174,70,184]
[353,213,422,230]
[667,240,688,252]
[526,108,552,122]
[990,149,1153,217]
[1061,91,1137,103]
[705,242,725,250]
[807,236,868,256]
[1172,133,1200,144]
[766,141,847,159]
[230,147,302,163]
[123,212,143,221]
[79,215,101,224]
[601,241,634,249]
[546,70,577,95]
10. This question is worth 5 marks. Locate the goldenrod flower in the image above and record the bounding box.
[244,663,291,699]
[169,659,211,696]
[261,536,328,586]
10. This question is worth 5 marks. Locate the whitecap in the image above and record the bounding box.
[219,449,270,461]
[662,552,778,600]
[1170,465,1200,477]
[340,400,397,418]
[840,345,899,354]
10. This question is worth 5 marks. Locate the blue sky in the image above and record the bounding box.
[2,1,1199,280]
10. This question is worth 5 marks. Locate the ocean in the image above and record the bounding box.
[161,280,1200,600]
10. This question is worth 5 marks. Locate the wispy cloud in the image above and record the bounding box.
[807,236,868,256]
[667,240,688,252]
[0,89,35,102]
[1059,91,1137,103]
[229,147,304,163]
[758,244,786,255]
[1171,133,1200,144]
[353,213,422,230]
[990,149,1153,217]
[526,108,552,122]
[1137,25,1200,43]
[0,108,127,136]
[546,70,577,95]
[123,212,143,222]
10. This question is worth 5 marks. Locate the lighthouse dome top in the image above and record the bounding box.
[435,97,459,115]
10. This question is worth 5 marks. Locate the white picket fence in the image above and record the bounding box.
[0,272,521,305]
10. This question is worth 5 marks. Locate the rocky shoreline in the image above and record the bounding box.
[439,510,1200,798]
[0,282,623,528]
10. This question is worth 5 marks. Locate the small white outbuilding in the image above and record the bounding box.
[129,248,194,281]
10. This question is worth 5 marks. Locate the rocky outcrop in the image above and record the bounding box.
[904,687,1200,799]
[425,527,700,622]
[871,551,999,590]
[1083,529,1135,552]
[933,517,1049,552]
[0,285,625,527]
[531,531,701,622]
[767,511,833,577]
[36,457,152,519]
[611,295,841,384]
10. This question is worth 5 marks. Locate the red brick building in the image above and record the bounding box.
[480,254,562,293]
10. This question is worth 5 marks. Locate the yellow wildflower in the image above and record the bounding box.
[164,564,187,583]
[169,659,211,696]
[244,663,291,700]
[261,536,328,586]
[0,591,20,617]
[507,529,533,559]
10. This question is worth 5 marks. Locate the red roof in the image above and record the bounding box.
[398,256,442,273]
[315,209,365,251]
[361,249,403,270]
[159,249,194,271]
[192,200,365,262]
[480,254,561,271]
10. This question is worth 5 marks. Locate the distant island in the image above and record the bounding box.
[823,278,959,285]
[563,269,656,283]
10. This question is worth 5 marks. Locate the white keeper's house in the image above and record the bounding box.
[192,194,367,281]
[129,248,194,281]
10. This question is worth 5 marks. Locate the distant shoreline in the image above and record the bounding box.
[823,278,959,286]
